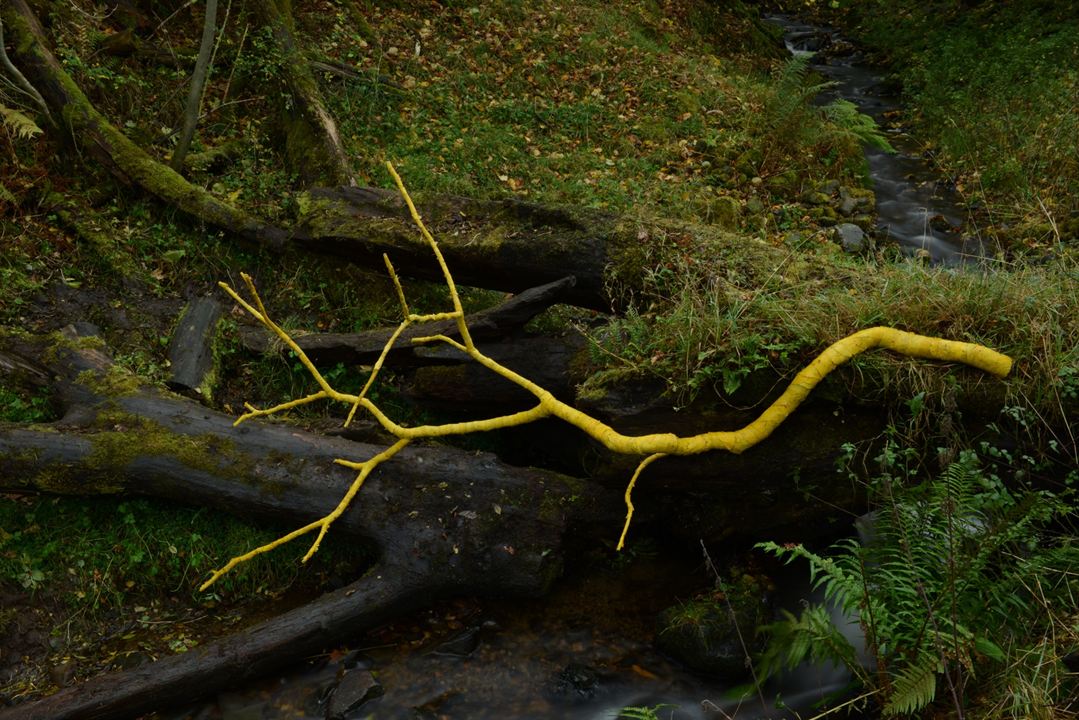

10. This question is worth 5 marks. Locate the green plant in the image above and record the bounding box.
[0,386,53,423]
[616,704,678,720]
[823,99,895,153]
[756,444,1079,717]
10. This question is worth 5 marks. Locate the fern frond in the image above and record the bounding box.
[0,103,43,139]
[756,605,862,683]
[823,99,895,153]
[884,655,941,716]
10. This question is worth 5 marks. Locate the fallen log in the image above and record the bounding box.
[238,275,579,365]
[0,327,608,719]
[7,0,755,311]
[167,295,222,400]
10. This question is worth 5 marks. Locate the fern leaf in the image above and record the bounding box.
[0,104,43,139]
[884,656,940,715]
[822,99,895,153]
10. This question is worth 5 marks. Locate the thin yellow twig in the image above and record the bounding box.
[617,453,667,550]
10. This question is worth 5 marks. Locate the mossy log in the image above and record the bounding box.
[3,0,288,247]
[166,295,222,399]
[0,328,604,720]
[292,186,644,310]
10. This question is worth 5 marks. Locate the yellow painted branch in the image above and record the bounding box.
[206,165,1014,589]
[617,453,667,550]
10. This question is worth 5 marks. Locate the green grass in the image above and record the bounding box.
[586,239,1078,441]
[315,0,871,220]
[0,495,369,609]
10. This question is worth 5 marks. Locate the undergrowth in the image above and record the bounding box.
[0,495,366,610]
[840,0,1079,253]
[756,440,1079,717]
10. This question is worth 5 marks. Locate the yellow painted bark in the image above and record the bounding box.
[202,163,1013,590]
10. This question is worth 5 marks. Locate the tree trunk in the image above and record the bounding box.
[2,0,288,247]
[252,0,357,186]
[170,0,219,171]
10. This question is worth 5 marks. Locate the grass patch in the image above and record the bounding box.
[0,495,368,609]
[588,236,1079,440]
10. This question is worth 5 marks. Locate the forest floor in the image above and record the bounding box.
[1,0,1076,712]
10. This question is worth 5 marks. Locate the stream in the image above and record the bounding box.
[768,15,986,263]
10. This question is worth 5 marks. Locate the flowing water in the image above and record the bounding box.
[768,15,987,263]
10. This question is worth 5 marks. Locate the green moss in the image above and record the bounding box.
[576,367,647,404]
[83,411,259,485]
[76,365,142,397]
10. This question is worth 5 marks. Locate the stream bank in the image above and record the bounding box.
[767,15,987,263]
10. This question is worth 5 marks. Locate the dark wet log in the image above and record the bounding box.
[167,296,222,399]
[0,328,608,720]
[405,332,590,409]
[239,276,579,365]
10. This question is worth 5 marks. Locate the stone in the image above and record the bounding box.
[655,592,766,680]
[838,196,859,216]
[548,662,603,701]
[327,669,383,720]
[746,196,765,215]
[834,223,865,253]
[698,195,741,230]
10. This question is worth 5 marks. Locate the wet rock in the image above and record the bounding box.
[812,205,839,225]
[833,223,865,253]
[431,620,497,658]
[929,214,955,233]
[327,669,383,719]
[804,191,831,206]
[48,661,75,687]
[852,213,876,231]
[656,593,766,680]
[341,649,373,670]
[745,196,765,215]
[548,662,603,702]
[838,195,859,216]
